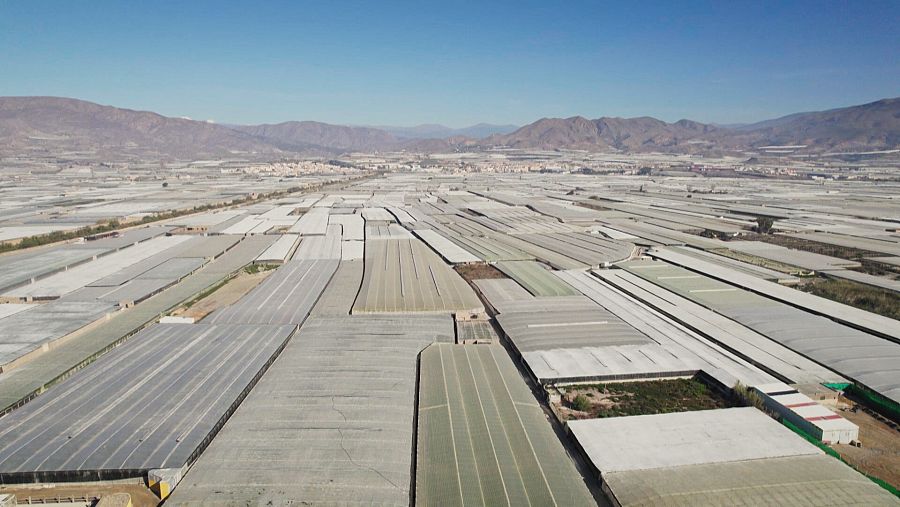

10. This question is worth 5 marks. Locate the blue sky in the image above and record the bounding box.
[1,1,898,126]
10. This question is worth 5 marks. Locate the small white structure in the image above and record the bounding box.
[160,316,195,324]
[255,234,300,264]
[753,382,859,444]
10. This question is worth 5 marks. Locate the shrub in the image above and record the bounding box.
[571,394,591,412]
[755,216,775,234]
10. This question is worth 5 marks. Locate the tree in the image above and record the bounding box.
[756,216,775,234]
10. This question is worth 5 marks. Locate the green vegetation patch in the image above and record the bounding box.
[562,377,735,419]
[244,263,279,275]
[711,247,803,274]
[746,233,900,277]
[801,279,900,321]
[0,219,122,254]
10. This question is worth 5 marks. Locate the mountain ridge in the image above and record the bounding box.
[0,96,897,160]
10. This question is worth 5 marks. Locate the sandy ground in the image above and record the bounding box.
[455,263,507,282]
[832,400,900,488]
[171,269,272,321]
[0,483,160,506]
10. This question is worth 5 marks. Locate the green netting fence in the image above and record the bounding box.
[845,384,900,422]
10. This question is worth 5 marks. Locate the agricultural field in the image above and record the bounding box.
[557,377,737,420]
[801,279,900,321]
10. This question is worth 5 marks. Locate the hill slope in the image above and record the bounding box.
[375,123,518,139]
[728,98,900,152]
[0,97,284,160]
[481,116,722,152]
[233,121,399,152]
[482,98,899,153]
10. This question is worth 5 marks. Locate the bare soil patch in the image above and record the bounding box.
[0,482,160,507]
[455,263,507,282]
[170,269,272,321]
[832,397,900,489]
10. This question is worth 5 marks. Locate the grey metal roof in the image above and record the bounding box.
[287,207,330,235]
[310,260,363,316]
[726,240,860,271]
[556,270,775,388]
[660,246,798,282]
[445,233,533,262]
[621,259,900,404]
[642,248,900,341]
[412,229,480,264]
[0,227,178,290]
[255,234,300,263]
[569,407,820,474]
[291,233,342,260]
[511,232,634,268]
[416,344,595,506]
[0,304,30,320]
[88,238,217,287]
[495,261,580,297]
[603,219,727,250]
[353,239,484,315]
[491,296,598,315]
[0,247,107,293]
[65,277,177,305]
[489,233,588,270]
[0,323,294,482]
[68,226,173,250]
[0,300,115,368]
[603,455,900,506]
[366,222,413,239]
[207,259,338,325]
[133,257,206,280]
[454,320,498,343]
[473,278,534,305]
[495,304,650,353]
[329,212,364,240]
[524,343,703,384]
[3,236,192,300]
[0,235,276,412]
[592,269,844,386]
[169,314,454,506]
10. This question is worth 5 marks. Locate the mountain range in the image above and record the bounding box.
[0,96,897,161]
[371,123,519,139]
